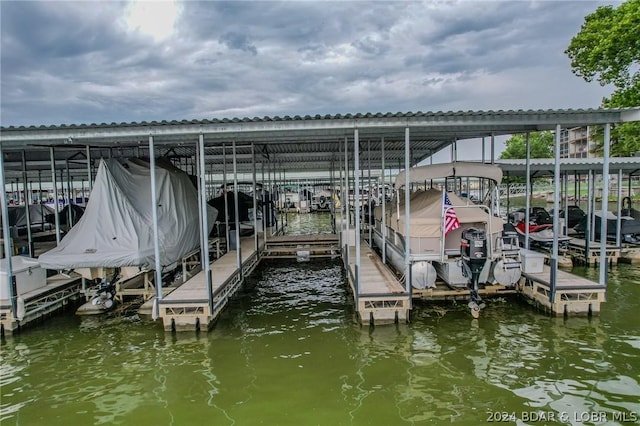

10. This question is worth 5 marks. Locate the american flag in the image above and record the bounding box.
[443,192,460,236]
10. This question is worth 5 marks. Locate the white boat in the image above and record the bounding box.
[372,162,522,315]
[38,158,217,314]
[279,190,311,213]
[311,189,333,212]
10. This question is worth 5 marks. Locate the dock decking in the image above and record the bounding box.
[155,236,263,331]
[262,234,339,260]
[519,264,605,315]
[566,238,621,266]
[3,230,611,334]
[1,272,83,334]
[346,244,409,325]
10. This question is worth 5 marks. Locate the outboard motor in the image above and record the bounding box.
[91,279,116,309]
[461,228,487,318]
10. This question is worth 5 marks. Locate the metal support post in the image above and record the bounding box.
[149,135,163,319]
[550,124,561,302]
[599,123,611,285]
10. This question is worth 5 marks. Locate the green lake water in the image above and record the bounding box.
[1,213,639,425]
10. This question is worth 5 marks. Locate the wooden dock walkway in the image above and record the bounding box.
[1,272,83,334]
[5,231,611,334]
[519,264,605,315]
[566,238,621,266]
[346,243,409,325]
[155,236,263,331]
[262,234,339,260]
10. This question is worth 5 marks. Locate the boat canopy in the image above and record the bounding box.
[39,158,217,271]
[375,188,503,238]
[394,162,503,188]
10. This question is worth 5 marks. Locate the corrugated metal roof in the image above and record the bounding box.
[1,108,639,179]
[496,157,640,176]
[2,107,638,131]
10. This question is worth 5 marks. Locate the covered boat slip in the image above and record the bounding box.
[345,243,408,324]
[155,234,263,331]
[2,108,640,330]
[498,157,640,265]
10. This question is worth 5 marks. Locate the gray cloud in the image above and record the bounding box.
[219,32,258,55]
[0,0,622,127]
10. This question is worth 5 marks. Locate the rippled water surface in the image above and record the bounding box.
[1,213,639,425]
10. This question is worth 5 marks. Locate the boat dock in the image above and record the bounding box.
[262,234,339,260]
[150,236,263,331]
[566,238,621,266]
[346,243,409,324]
[114,239,223,303]
[147,231,411,330]
[0,272,83,334]
[1,230,614,334]
[519,264,606,315]
[620,245,640,263]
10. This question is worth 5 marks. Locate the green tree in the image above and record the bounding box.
[565,0,640,156]
[499,131,555,159]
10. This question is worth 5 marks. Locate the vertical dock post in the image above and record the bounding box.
[381,136,386,264]
[86,145,92,193]
[50,147,61,244]
[404,127,412,308]
[252,143,259,257]
[0,141,18,325]
[232,141,242,278]
[550,124,562,304]
[149,135,163,319]
[354,129,361,304]
[599,123,611,286]
[585,169,592,265]
[198,134,213,315]
[616,168,622,247]
[525,133,531,249]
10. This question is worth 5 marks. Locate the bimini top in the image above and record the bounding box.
[394,162,503,188]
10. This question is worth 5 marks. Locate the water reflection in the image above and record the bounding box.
[284,211,335,235]
[0,221,638,425]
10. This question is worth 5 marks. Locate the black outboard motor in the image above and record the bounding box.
[461,228,487,318]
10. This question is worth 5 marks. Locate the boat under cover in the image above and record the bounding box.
[575,211,640,244]
[39,158,217,271]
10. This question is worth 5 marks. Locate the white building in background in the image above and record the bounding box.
[559,126,598,159]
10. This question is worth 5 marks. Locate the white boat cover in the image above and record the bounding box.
[39,159,217,271]
[375,189,503,238]
[394,162,503,188]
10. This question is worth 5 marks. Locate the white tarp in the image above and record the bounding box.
[39,158,217,271]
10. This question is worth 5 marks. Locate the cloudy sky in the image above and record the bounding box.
[1,0,620,128]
